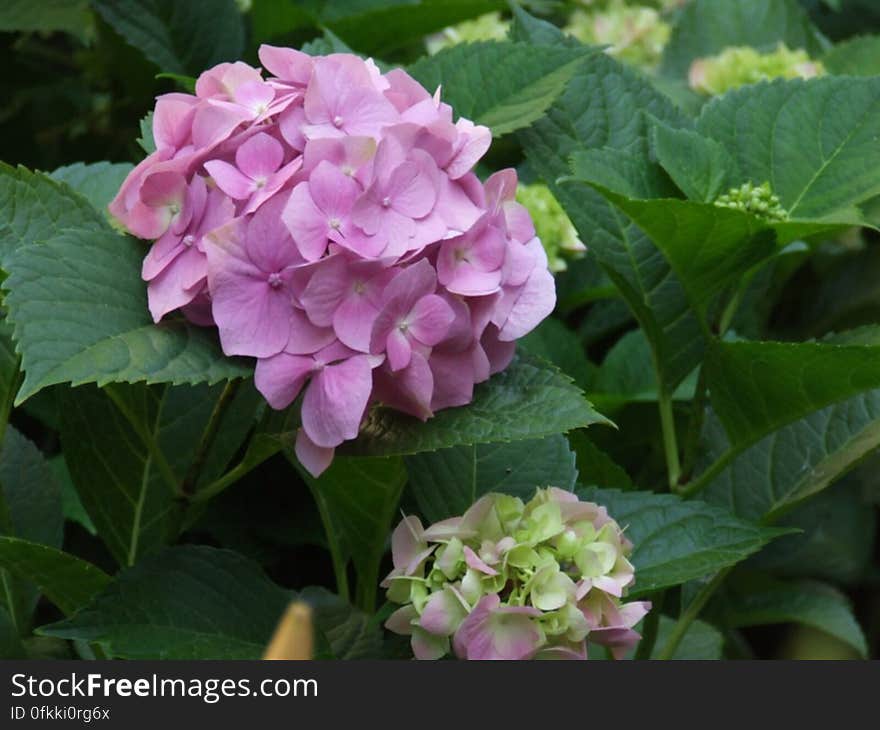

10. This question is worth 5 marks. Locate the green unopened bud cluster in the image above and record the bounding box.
[714,182,788,221]
[689,43,825,96]
[426,12,509,55]
[566,1,671,69]
[516,183,586,273]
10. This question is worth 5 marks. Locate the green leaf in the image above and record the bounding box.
[408,41,592,136]
[49,455,96,534]
[137,112,155,155]
[320,0,504,56]
[661,0,825,78]
[569,431,634,492]
[650,121,735,203]
[299,455,406,609]
[0,537,110,616]
[0,426,63,634]
[653,616,723,660]
[704,339,880,450]
[701,391,880,521]
[588,330,696,411]
[345,353,610,457]
[3,228,251,403]
[0,164,107,266]
[520,52,705,392]
[49,162,133,215]
[0,0,92,40]
[567,147,861,318]
[823,35,880,76]
[39,545,290,659]
[716,573,867,657]
[577,488,790,595]
[519,317,594,390]
[60,381,259,566]
[749,484,874,586]
[697,77,880,220]
[93,0,244,76]
[406,434,577,523]
[298,586,382,660]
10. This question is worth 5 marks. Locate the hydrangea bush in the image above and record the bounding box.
[0,0,877,663]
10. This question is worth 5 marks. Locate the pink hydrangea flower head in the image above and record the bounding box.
[112,45,556,477]
[384,488,651,660]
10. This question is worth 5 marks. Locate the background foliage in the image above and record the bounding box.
[0,0,878,660]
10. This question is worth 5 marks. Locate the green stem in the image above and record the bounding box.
[677,447,738,498]
[104,385,180,496]
[283,452,350,603]
[679,365,708,484]
[656,568,730,660]
[634,590,665,660]
[658,389,681,490]
[180,379,240,497]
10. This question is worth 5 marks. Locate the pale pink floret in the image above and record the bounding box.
[453,594,544,661]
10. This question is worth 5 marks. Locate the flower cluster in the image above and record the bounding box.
[425,12,509,55]
[383,488,651,660]
[109,48,555,476]
[689,43,825,96]
[566,1,671,69]
[515,183,586,273]
[714,181,788,222]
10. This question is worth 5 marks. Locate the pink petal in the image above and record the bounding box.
[463,545,499,576]
[254,352,314,410]
[300,355,374,447]
[204,159,256,200]
[235,131,283,180]
[497,267,556,341]
[285,307,336,355]
[299,255,349,326]
[258,44,313,85]
[334,291,381,353]
[282,182,330,261]
[308,160,360,217]
[390,515,426,571]
[372,351,434,420]
[420,588,468,636]
[408,294,453,346]
[384,605,417,636]
[385,327,413,371]
[294,428,335,477]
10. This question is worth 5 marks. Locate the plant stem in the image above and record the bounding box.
[658,389,681,490]
[634,590,665,660]
[656,568,730,660]
[283,452,350,603]
[679,365,708,486]
[180,379,240,497]
[677,447,738,498]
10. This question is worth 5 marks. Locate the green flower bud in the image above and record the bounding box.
[714,181,788,221]
[689,43,825,96]
[426,12,510,55]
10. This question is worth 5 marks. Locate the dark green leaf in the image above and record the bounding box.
[0,164,107,267]
[0,0,92,40]
[823,35,880,76]
[697,77,880,219]
[0,537,110,616]
[521,53,705,392]
[49,162,133,214]
[406,434,577,523]
[519,317,594,390]
[40,545,290,659]
[650,121,735,202]
[569,431,634,491]
[717,573,867,657]
[298,586,382,660]
[4,228,251,403]
[345,353,610,457]
[577,487,790,594]
[653,616,723,659]
[409,40,592,136]
[93,0,244,75]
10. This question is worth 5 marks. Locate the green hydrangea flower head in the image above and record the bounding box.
[565,1,671,69]
[426,12,510,55]
[714,181,788,222]
[689,43,825,96]
[383,487,651,660]
[516,183,586,273]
